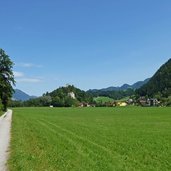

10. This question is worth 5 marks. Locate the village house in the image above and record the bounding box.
[148,98,160,106]
[78,102,91,107]
[138,97,160,106]
[117,102,127,107]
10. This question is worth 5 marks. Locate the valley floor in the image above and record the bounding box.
[8,107,171,171]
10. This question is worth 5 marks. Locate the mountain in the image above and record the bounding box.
[12,89,37,101]
[137,58,171,97]
[45,85,93,107]
[131,78,150,89]
[88,78,150,92]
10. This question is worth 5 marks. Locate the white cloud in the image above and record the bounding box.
[16,63,43,68]
[14,71,42,83]
[13,71,24,78]
[16,78,42,83]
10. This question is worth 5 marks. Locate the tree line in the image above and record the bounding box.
[0,49,15,111]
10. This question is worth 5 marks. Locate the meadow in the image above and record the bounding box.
[8,107,171,171]
[94,96,114,103]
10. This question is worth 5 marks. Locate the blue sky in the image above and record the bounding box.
[1,0,171,96]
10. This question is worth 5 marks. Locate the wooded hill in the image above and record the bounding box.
[136,58,171,98]
[87,78,149,100]
[87,88,135,100]
[46,85,93,106]
[17,85,93,107]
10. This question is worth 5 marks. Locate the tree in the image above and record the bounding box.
[0,49,15,111]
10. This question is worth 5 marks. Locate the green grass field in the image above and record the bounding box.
[9,107,171,171]
[94,96,114,103]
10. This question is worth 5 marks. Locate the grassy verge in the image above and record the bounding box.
[8,107,171,171]
[0,110,4,116]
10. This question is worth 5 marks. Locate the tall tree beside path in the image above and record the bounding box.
[0,49,15,111]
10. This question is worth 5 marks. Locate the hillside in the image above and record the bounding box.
[13,89,36,101]
[94,96,114,104]
[23,85,93,107]
[88,88,135,100]
[47,85,93,107]
[88,78,149,92]
[137,58,171,98]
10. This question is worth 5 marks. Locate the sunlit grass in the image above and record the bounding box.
[9,107,171,171]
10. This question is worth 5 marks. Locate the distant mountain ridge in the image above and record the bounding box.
[12,78,150,102]
[13,89,37,101]
[88,78,150,92]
